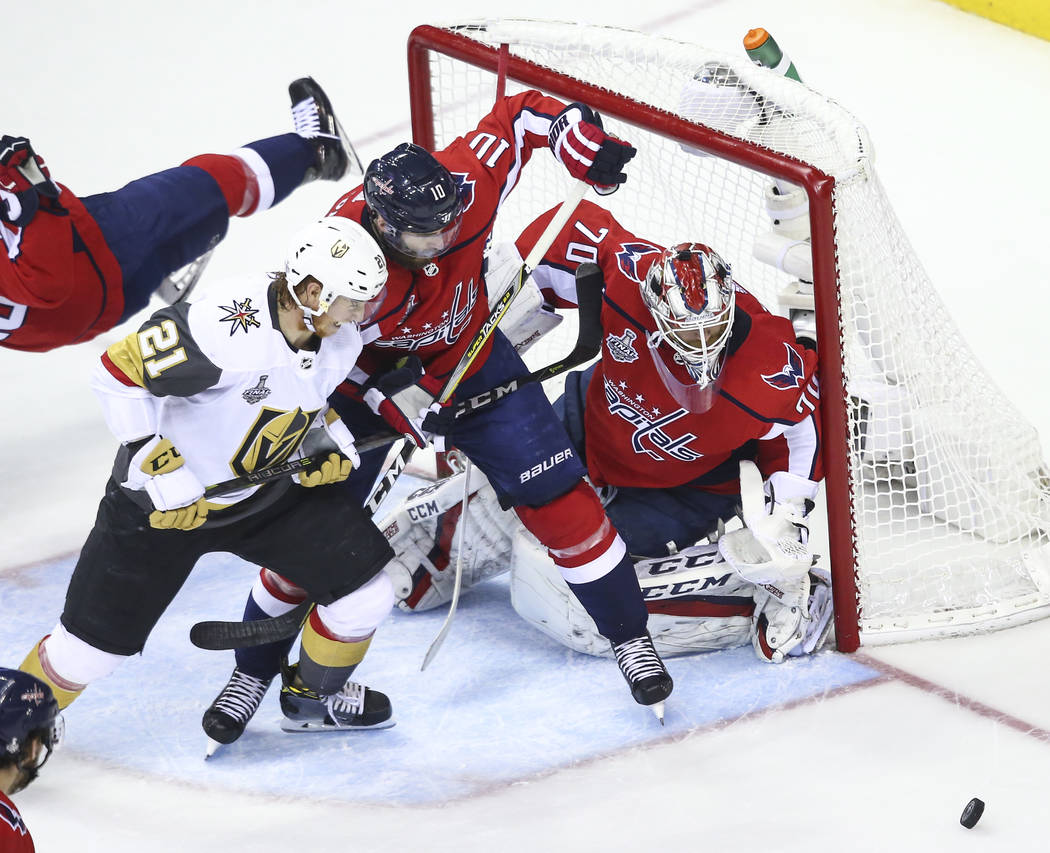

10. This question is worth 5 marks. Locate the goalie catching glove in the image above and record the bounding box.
[548,103,635,195]
[359,356,453,448]
[718,460,818,586]
[121,435,209,530]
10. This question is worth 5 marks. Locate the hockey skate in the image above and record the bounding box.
[288,76,359,182]
[279,664,395,733]
[202,667,272,758]
[611,632,674,723]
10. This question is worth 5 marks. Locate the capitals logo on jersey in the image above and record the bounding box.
[606,328,639,363]
[761,342,806,390]
[603,377,703,462]
[615,241,662,284]
[373,278,478,351]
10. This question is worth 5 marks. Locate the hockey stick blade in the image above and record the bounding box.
[452,262,605,417]
[190,600,312,650]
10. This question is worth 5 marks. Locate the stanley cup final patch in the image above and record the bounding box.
[242,375,271,404]
[606,328,639,363]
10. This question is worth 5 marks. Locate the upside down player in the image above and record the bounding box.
[205,91,676,737]
[0,77,351,352]
[381,199,835,664]
[0,668,62,852]
[18,217,402,757]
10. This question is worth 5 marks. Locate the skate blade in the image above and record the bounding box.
[280,717,396,733]
[204,737,224,759]
[648,701,666,725]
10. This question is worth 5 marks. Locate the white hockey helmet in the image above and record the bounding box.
[285,217,388,323]
[642,242,735,388]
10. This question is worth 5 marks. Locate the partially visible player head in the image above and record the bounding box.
[0,668,62,796]
[282,216,388,337]
[641,243,735,408]
[363,142,464,269]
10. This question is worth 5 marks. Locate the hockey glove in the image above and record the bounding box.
[548,103,636,195]
[363,356,452,447]
[295,409,359,487]
[718,461,818,586]
[298,452,354,488]
[120,436,210,531]
[0,135,61,227]
[750,568,834,663]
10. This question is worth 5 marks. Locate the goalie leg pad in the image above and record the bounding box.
[378,469,516,611]
[510,538,755,657]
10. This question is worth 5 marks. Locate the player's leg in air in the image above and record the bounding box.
[89,76,356,314]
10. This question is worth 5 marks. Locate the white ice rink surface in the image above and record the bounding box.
[4,1,1050,850]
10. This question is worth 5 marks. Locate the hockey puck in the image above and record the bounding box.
[960,797,985,829]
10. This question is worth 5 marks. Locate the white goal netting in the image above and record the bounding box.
[411,19,1050,645]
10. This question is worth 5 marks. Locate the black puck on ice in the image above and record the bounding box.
[960,797,985,829]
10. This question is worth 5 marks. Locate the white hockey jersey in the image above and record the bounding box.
[94,274,364,518]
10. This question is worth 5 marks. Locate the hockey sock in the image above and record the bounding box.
[566,552,649,646]
[234,597,296,681]
[296,610,373,695]
[234,569,304,681]
[235,134,315,210]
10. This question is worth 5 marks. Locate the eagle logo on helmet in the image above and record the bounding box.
[761,342,806,390]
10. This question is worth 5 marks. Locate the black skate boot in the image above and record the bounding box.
[202,667,273,757]
[288,76,359,182]
[611,632,673,723]
[279,664,394,733]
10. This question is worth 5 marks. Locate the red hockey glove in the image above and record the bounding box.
[364,356,452,448]
[548,103,636,195]
[1,135,61,226]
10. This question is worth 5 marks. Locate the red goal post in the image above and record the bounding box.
[406,20,1050,651]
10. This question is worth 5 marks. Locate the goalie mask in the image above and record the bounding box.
[641,243,735,413]
[364,143,465,261]
[285,217,388,325]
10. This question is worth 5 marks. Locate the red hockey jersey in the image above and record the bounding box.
[0,187,124,352]
[518,200,822,494]
[0,790,35,852]
[327,90,573,383]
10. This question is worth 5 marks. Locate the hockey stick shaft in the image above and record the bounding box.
[202,430,401,499]
[420,456,472,671]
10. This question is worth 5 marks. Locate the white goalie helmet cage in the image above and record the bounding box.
[641,242,736,388]
[284,216,389,321]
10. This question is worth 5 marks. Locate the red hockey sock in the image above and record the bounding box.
[182,153,261,217]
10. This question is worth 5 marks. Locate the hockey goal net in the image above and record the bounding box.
[407,19,1050,650]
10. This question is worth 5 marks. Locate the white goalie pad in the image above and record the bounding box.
[510,532,755,658]
[377,468,517,611]
[485,241,563,355]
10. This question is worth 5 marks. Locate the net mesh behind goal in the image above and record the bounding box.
[408,19,1050,647]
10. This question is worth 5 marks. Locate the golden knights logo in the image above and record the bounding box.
[606,328,639,363]
[230,406,319,476]
[242,375,271,404]
[219,297,261,336]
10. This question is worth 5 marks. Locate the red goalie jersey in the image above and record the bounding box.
[327,90,575,382]
[518,200,823,495]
